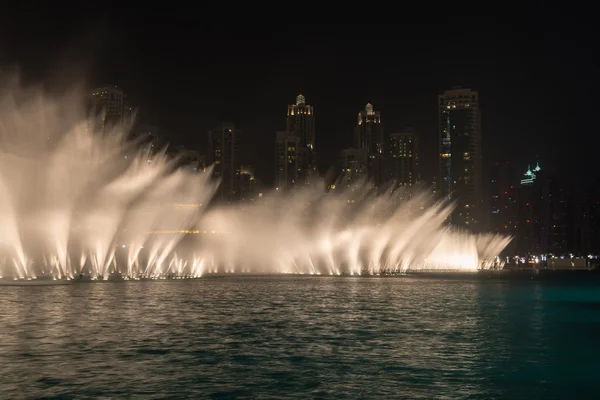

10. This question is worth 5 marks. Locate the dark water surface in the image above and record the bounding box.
[1,276,600,399]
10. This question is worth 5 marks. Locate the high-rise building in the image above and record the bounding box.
[518,163,593,255]
[208,122,240,202]
[519,162,541,186]
[389,129,419,187]
[354,103,383,152]
[438,87,482,230]
[490,161,518,243]
[354,103,384,186]
[240,165,260,202]
[275,130,301,190]
[286,94,316,184]
[89,85,132,131]
[517,162,547,253]
[589,199,600,253]
[573,198,592,255]
[338,147,367,188]
[546,173,571,254]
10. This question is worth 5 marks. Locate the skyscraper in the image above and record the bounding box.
[286,94,316,184]
[89,85,132,131]
[275,130,300,189]
[438,87,482,229]
[389,129,419,187]
[208,122,240,202]
[338,147,367,188]
[490,161,517,248]
[354,103,384,186]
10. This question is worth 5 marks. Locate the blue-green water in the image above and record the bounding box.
[1,276,599,399]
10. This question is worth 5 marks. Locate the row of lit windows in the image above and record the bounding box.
[440,95,477,103]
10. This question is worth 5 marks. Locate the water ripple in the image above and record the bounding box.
[1,277,600,398]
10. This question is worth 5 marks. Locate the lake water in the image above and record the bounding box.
[1,276,599,399]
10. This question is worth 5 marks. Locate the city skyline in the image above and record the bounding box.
[1,20,594,192]
[107,88,457,190]
[109,83,598,254]
[3,16,600,400]
[94,86,435,188]
[2,17,598,249]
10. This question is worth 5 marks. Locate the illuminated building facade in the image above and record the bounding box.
[520,162,541,185]
[286,94,316,184]
[89,85,132,131]
[389,129,419,187]
[354,103,384,186]
[275,130,300,189]
[517,162,548,253]
[517,163,594,255]
[547,179,570,254]
[208,122,240,202]
[438,87,482,230]
[490,161,518,251]
[588,199,600,253]
[338,147,367,188]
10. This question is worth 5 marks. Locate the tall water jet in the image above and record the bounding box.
[0,72,511,281]
[0,73,218,280]
[197,179,511,275]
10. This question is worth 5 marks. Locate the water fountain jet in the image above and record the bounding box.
[0,73,512,282]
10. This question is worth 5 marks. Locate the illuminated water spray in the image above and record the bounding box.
[0,73,511,280]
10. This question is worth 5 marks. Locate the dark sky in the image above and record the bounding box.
[1,11,596,189]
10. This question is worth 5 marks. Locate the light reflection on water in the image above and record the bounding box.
[1,277,599,399]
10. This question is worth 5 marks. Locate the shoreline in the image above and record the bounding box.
[2,267,600,285]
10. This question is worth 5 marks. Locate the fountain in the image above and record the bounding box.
[197,182,512,276]
[0,73,511,283]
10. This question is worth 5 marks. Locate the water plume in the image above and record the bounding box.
[197,180,511,275]
[0,72,511,281]
[0,73,218,280]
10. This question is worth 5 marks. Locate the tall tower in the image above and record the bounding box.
[354,103,384,186]
[286,94,316,184]
[208,122,240,202]
[389,129,419,187]
[339,148,367,188]
[89,85,132,131]
[275,130,301,190]
[490,161,517,236]
[517,162,548,253]
[438,87,482,230]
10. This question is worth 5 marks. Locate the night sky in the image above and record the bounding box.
[1,12,596,190]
